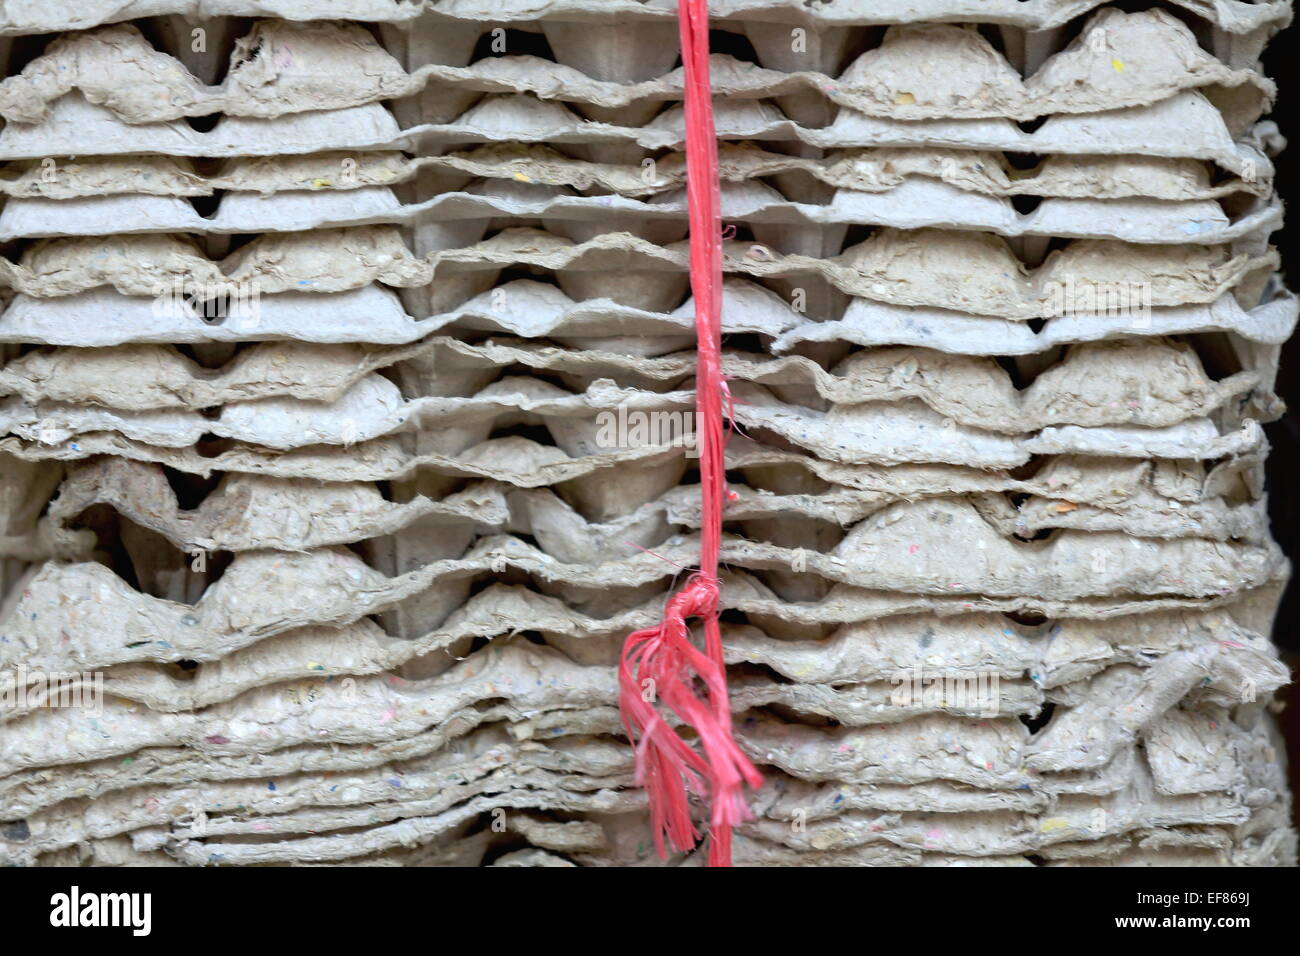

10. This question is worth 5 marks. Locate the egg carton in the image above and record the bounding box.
[731,393,1264,468]
[0,429,690,494]
[0,21,441,125]
[26,458,1272,574]
[573,734,1290,865]
[8,677,1279,865]
[2,514,1284,682]
[0,336,704,412]
[0,230,1283,351]
[8,12,1273,124]
[0,369,694,447]
[13,590,1279,726]
[0,638,623,779]
[678,478,1272,544]
[728,705,1183,789]
[726,442,1265,509]
[9,753,634,867]
[2,334,1270,425]
[773,285,1295,356]
[0,341,423,410]
[721,502,1285,598]
[1,339,1282,451]
[0,334,1271,445]
[2,177,1279,245]
[5,499,1287,677]
[0,2,423,37]
[3,725,633,862]
[0,430,1267,539]
[0,0,1288,38]
[29,754,634,868]
[739,787,1255,859]
[139,811,616,868]
[719,566,1285,638]
[0,234,1277,339]
[0,223,1262,311]
[0,542,667,675]
[0,146,1270,204]
[0,671,629,820]
[7,697,1288,866]
[128,769,1254,864]
[735,338,1276,430]
[725,608,1282,688]
[572,801,1279,868]
[1,273,1286,366]
[420,0,1289,37]
[0,281,731,348]
[441,13,1281,133]
[0,79,1274,177]
[135,786,641,865]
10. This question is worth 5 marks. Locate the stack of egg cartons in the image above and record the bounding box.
[0,0,1295,867]
[0,3,683,867]
[657,0,1296,867]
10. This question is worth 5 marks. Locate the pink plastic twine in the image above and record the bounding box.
[617,0,763,868]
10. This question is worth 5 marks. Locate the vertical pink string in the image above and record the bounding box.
[617,0,762,868]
